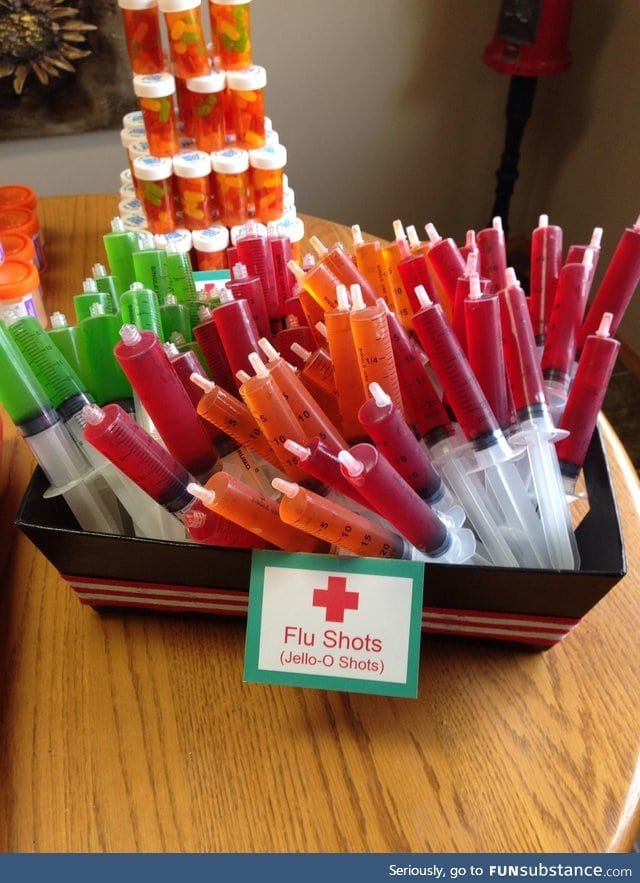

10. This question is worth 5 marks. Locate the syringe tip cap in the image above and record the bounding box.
[538,214,549,228]
[119,323,142,346]
[190,372,215,393]
[582,249,594,271]
[406,225,420,248]
[414,284,432,309]
[164,293,177,305]
[315,321,328,339]
[187,482,215,506]
[248,351,269,377]
[336,284,350,311]
[376,297,390,312]
[337,449,364,478]
[271,477,299,498]
[232,262,248,280]
[301,253,316,270]
[258,337,279,360]
[82,403,106,426]
[50,311,67,328]
[82,278,98,293]
[110,217,125,232]
[92,263,107,277]
[465,250,478,276]
[596,312,614,337]
[591,227,603,248]
[287,259,305,281]
[425,223,441,245]
[492,216,504,232]
[309,235,328,257]
[351,224,364,245]
[283,438,310,460]
[170,331,186,345]
[369,382,392,408]
[392,219,407,242]
[634,215,640,232]
[349,283,365,311]
[290,342,311,361]
[468,272,482,299]
[465,229,476,247]
[505,267,518,288]
[236,369,251,384]
[163,341,179,358]
[197,305,212,321]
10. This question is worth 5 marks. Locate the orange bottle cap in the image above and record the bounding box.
[0,231,35,263]
[0,185,37,212]
[0,259,40,300]
[0,207,39,239]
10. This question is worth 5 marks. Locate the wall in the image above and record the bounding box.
[1,0,638,341]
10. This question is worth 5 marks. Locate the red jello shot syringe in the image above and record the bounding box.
[476,217,507,294]
[577,215,640,356]
[529,214,563,346]
[557,313,620,494]
[338,445,475,563]
[424,222,466,321]
[114,324,218,479]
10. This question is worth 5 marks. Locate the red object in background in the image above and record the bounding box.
[483,0,574,77]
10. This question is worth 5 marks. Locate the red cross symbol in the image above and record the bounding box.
[312,576,359,623]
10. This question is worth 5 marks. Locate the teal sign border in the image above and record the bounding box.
[244,550,425,698]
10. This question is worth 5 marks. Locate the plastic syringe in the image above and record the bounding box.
[159,294,190,344]
[476,217,508,294]
[228,262,271,339]
[0,322,122,534]
[577,215,640,355]
[338,445,475,564]
[529,214,563,346]
[73,277,115,324]
[119,281,164,339]
[460,230,477,263]
[115,325,218,478]
[351,224,393,306]
[324,284,368,442]
[214,291,265,379]
[238,359,323,485]
[273,478,409,559]
[192,305,237,393]
[287,342,343,431]
[309,234,378,306]
[565,227,602,288]
[287,258,340,312]
[92,261,123,304]
[541,253,592,420]
[557,313,620,494]
[382,300,452,443]
[103,216,139,291]
[283,438,368,507]
[381,220,414,327]
[424,223,466,320]
[236,222,280,322]
[191,372,281,468]
[47,311,91,390]
[267,222,296,315]
[412,285,550,569]
[464,273,511,431]
[499,268,579,570]
[349,283,404,416]
[188,473,327,553]
[83,403,263,546]
[358,383,461,521]
[255,342,347,451]
[163,344,221,444]
[451,252,489,355]
[80,302,134,407]
[397,224,438,314]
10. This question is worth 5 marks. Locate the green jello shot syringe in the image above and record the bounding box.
[132,232,170,301]
[103,216,139,290]
[92,262,123,308]
[120,281,164,339]
[160,293,190,343]
[0,320,121,534]
[81,302,133,407]
[74,277,116,324]
[47,311,92,391]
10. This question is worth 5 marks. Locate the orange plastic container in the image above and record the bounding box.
[225,65,266,150]
[211,147,249,226]
[0,207,45,270]
[0,259,46,327]
[158,0,210,79]
[208,0,253,70]
[173,151,215,229]
[192,225,229,270]
[133,72,179,157]
[186,69,226,152]
[0,185,37,213]
[133,156,178,234]
[249,143,286,224]
[0,232,36,265]
[117,0,165,74]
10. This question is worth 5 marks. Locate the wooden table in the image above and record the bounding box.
[1,195,639,853]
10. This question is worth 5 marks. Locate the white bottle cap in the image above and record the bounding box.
[272,215,304,244]
[155,229,193,252]
[133,155,173,181]
[186,70,226,94]
[248,144,287,171]
[212,0,252,5]
[210,147,249,174]
[120,183,136,199]
[226,66,267,92]
[158,0,201,12]
[120,126,147,149]
[123,214,149,231]
[128,139,150,158]
[192,225,229,253]
[230,221,266,245]
[120,168,133,186]
[122,111,144,129]
[173,150,212,178]
[133,72,176,99]
[265,130,280,147]
[119,197,144,215]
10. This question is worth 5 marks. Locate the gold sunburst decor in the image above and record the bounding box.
[0,0,96,95]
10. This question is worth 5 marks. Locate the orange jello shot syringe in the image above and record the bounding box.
[324,284,368,443]
[309,235,378,306]
[288,258,340,312]
[381,220,415,329]
[351,224,392,307]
